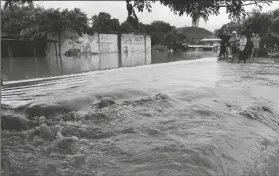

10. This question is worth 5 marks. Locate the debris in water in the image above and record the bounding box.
[56,136,79,154]
[1,113,36,131]
[240,110,257,119]
[37,123,56,141]
[84,112,109,122]
[25,102,66,117]
[262,106,273,114]
[62,111,78,121]
[97,97,116,109]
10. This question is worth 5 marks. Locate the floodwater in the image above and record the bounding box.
[1,51,279,176]
[1,51,217,82]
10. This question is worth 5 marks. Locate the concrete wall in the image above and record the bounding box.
[120,34,151,67]
[99,34,118,53]
[46,31,151,56]
[121,34,146,53]
[46,31,100,56]
[46,31,79,56]
[80,33,99,54]
[145,35,151,52]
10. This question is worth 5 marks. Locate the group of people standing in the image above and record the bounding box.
[218,31,261,63]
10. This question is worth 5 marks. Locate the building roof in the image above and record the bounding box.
[200,38,221,42]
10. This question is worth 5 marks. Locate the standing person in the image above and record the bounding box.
[218,31,230,60]
[238,33,248,64]
[228,31,239,62]
[251,33,261,60]
[223,31,230,58]
[218,31,227,60]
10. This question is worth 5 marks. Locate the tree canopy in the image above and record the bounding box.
[2,5,89,40]
[215,8,279,54]
[1,5,43,37]
[214,21,241,38]
[91,12,120,34]
[1,4,216,48]
[125,0,272,26]
[4,0,272,27]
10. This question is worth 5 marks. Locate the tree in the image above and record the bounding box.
[263,10,279,50]
[233,8,279,55]
[150,21,172,33]
[214,22,241,38]
[4,0,272,27]
[120,19,140,34]
[120,20,135,34]
[67,8,90,36]
[1,5,43,37]
[240,9,272,37]
[23,8,90,56]
[126,0,272,26]
[164,30,187,45]
[91,12,120,34]
[3,0,34,10]
[270,16,279,34]
[120,18,150,34]
[149,20,173,45]
[2,5,89,45]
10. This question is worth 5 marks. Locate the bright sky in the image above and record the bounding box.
[35,1,279,32]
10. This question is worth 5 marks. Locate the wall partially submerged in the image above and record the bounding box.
[120,34,151,67]
[99,34,118,53]
[80,34,99,54]
[46,31,100,56]
[1,32,151,57]
[121,34,146,53]
[46,31,150,57]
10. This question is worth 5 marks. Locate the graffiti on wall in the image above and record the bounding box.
[79,34,99,54]
[47,32,100,56]
[46,32,151,57]
[121,34,149,53]
[99,34,118,53]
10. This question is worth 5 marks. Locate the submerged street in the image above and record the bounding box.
[2,0,279,175]
[1,56,279,175]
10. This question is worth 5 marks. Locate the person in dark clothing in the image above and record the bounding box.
[218,31,230,60]
[246,36,254,60]
[219,43,227,59]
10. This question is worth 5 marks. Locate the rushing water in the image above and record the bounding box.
[1,51,279,176]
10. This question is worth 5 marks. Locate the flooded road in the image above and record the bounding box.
[1,51,216,81]
[1,51,279,176]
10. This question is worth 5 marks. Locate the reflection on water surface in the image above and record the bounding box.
[1,51,217,81]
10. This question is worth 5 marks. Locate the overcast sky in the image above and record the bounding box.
[37,1,279,32]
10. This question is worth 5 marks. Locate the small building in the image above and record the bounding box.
[200,38,221,47]
[182,38,221,51]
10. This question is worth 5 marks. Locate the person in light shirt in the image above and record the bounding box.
[251,33,261,60]
[238,33,248,63]
[228,31,239,62]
